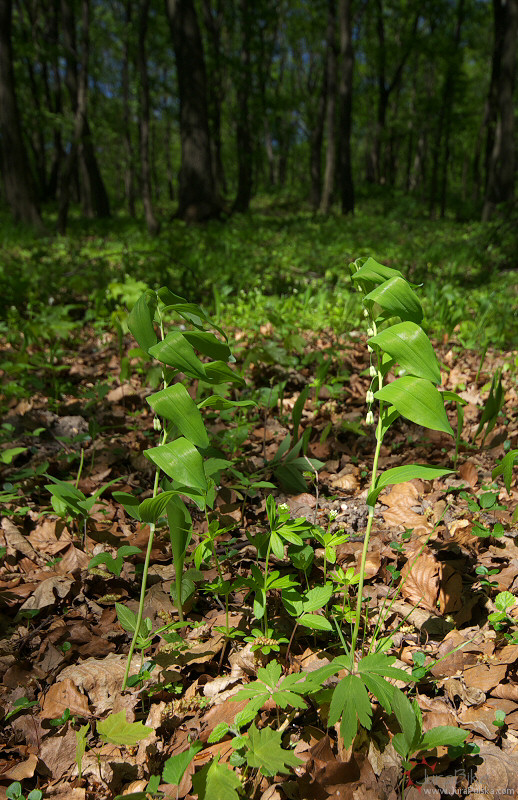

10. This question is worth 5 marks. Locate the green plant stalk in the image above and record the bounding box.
[121,451,164,691]
[263,538,273,635]
[350,330,384,665]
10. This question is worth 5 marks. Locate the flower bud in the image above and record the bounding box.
[153,416,161,431]
[369,365,377,377]
[366,390,374,404]
[367,327,374,337]
[363,308,369,318]
[366,411,374,425]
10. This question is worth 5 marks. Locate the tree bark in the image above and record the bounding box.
[337,0,354,214]
[482,0,518,220]
[122,0,136,216]
[233,0,253,212]
[319,0,338,214]
[59,0,110,224]
[137,0,160,234]
[309,64,327,210]
[0,0,42,227]
[165,0,219,221]
[202,0,227,197]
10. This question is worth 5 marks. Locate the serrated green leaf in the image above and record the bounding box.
[191,755,242,800]
[75,723,89,781]
[328,674,372,748]
[97,711,153,746]
[368,322,441,384]
[302,584,333,612]
[149,332,207,380]
[391,687,420,754]
[298,613,333,631]
[208,723,230,744]
[115,603,138,633]
[148,384,209,448]
[244,723,302,777]
[367,464,454,507]
[375,377,454,435]
[145,438,207,491]
[419,725,468,751]
[162,741,203,784]
[364,276,423,324]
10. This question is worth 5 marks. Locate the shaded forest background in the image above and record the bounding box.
[0,0,517,235]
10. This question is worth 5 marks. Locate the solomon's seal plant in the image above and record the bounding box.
[117,287,248,689]
[303,258,467,763]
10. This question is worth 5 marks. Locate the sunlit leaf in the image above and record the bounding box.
[375,376,454,435]
[148,384,209,448]
[368,321,441,384]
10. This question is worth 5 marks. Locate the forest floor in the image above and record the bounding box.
[1,297,518,800]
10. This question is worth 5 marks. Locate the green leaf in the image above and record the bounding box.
[97,711,153,746]
[149,332,207,380]
[145,438,207,492]
[183,330,231,361]
[191,755,242,800]
[302,584,333,612]
[139,491,179,523]
[419,725,468,751]
[148,384,209,448]
[127,292,157,353]
[361,672,395,713]
[203,360,245,386]
[364,277,423,324]
[298,613,333,631]
[115,603,139,634]
[391,687,420,754]
[351,258,403,293]
[75,723,90,781]
[367,464,454,507]
[368,322,441,384]
[162,741,203,785]
[244,723,302,777]
[198,396,256,411]
[0,447,28,464]
[208,722,230,743]
[113,492,142,521]
[375,377,454,435]
[492,449,518,494]
[292,386,310,442]
[328,674,372,748]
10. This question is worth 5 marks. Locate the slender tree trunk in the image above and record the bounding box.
[337,0,354,214]
[370,0,419,184]
[165,0,219,221]
[60,0,110,224]
[309,65,327,210]
[137,0,159,234]
[0,0,42,227]
[439,0,465,217]
[482,0,518,220]
[122,0,136,216]
[233,0,253,212]
[319,0,338,214]
[57,0,90,233]
[202,0,226,197]
[164,105,175,201]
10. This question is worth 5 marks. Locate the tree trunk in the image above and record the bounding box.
[60,0,110,225]
[122,0,136,216]
[165,0,219,221]
[57,0,90,233]
[0,0,42,227]
[202,0,227,197]
[369,0,419,185]
[337,0,354,214]
[309,65,327,211]
[233,0,253,212]
[482,0,518,220]
[137,0,160,234]
[319,0,338,214]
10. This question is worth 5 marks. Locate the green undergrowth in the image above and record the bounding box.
[1,197,517,353]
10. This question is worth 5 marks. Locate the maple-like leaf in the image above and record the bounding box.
[191,755,242,800]
[243,723,303,777]
[97,711,153,746]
